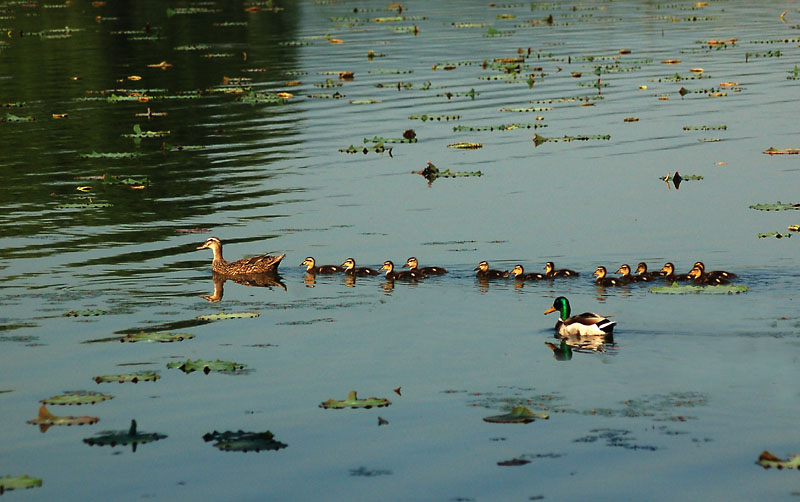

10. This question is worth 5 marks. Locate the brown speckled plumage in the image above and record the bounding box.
[198,237,285,275]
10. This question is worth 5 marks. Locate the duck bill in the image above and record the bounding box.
[473,266,480,271]
[197,243,209,250]
[544,306,557,315]
[592,270,600,277]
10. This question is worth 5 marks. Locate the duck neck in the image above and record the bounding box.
[559,303,570,321]
[211,246,226,267]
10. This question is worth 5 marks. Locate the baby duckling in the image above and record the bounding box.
[301,257,343,274]
[381,260,426,280]
[510,264,546,281]
[660,262,692,282]
[404,257,447,275]
[474,261,508,279]
[593,266,625,286]
[341,257,380,277]
[544,261,579,278]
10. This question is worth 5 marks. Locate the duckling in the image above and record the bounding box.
[544,296,616,337]
[341,257,380,277]
[510,264,546,280]
[404,257,447,275]
[688,265,730,285]
[544,261,579,278]
[614,264,638,283]
[474,261,508,279]
[660,262,692,282]
[693,261,737,281]
[197,237,285,275]
[634,262,661,281]
[300,257,343,274]
[380,260,426,280]
[593,266,625,286]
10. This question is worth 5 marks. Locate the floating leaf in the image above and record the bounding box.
[320,390,392,409]
[483,405,549,424]
[203,430,288,452]
[0,475,43,494]
[756,451,800,470]
[93,371,160,384]
[649,284,748,294]
[41,390,114,406]
[758,232,792,239]
[339,144,393,155]
[55,202,113,209]
[83,419,166,451]
[120,331,195,343]
[409,114,460,121]
[3,113,35,122]
[447,142,482,149]
[64,309,107,317]
[533,134,610,146]
[454,122,546,132]
[762,147,800,155]
[167,359,247,374]
[27,405,99,433]
[749,201,800,211]
[122,124,169,138]
[197,312,259,321]
[363,136,417,144]
[683,125,727,130]
[499,106,552,112]
[659,173,702,181]
[414,162,482,183]
[498,458,531,466]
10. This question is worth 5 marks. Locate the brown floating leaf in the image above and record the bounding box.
[661,59,681,65]
[756,450,800,469]
[27,405,99,433]
[338,71,354,80]
[624,117,639,122]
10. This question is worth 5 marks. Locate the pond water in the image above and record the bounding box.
[2,0,800,499]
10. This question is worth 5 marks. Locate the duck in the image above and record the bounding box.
[660,262,692,282]
[341,257,380,276]
[688,265,730,285]
[404,257,447,275]
[634,262,661,281]
[544,261,579,278]
[474,261,508,279]
[380,260,426,280]
[614,264,638,283]
[300,257,343,274]
[693,261,737,281]
[197,237,285,275]
[593,266,625,286]
[544,296,616,337]
[510,264,545,280]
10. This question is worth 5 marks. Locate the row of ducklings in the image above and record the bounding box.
[302,256,446,280]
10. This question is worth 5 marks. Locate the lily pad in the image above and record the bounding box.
[533,133,611,146]
[762,147,800,155]
[454,122,546,131]
[197,312,259,321]
[756,451,800,470]
[80,151,140,159]
[55,202,113,209]
[41,390,114,406]
[83,419,166,451]
[749,201,800,211]
[363,136,417,144]
[409,114,459,121]
[122,123,169,138]
[64,309,107,317]
[483,405,549,424]
[447,142,482,149]
[758,232,792,239]
[93,371,160,384]
[0,475,43,494]
[649,284,748,294]
[167,359,247,374]
[120,331,195,343]
[27,405,99,433]
[319,390,392,409]
[203,430,288,452]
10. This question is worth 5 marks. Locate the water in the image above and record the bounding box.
[2,0,800,499]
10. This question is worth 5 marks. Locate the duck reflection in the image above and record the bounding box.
[545,332,616,360]
[204,271,286,302]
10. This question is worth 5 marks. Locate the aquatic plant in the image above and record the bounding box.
[409,114,460,121]
[683,125,727,130]
[339,144,393,155]
[93,371,160,384]
[749,201,800,211]
[756,451,800,470]
[167,359,247,374]
[447,142,482,149]
[64,309,107,317]
[122,124,169,138]
[203,430,288,452]
[533,134,611,146]
[762,147,800,155]
[483,405,549,424]
[319,390,391,409]
[197,312,259,321]
[757,232,792,239]
[41,390,113,405]
[120,332,195,343]
[363,135,417,144]
[649,284,748,294]
[27,405,99,432]
[80,151,139,159]
[0,475,42,494]
[499,106,551,112]
[454,123,546,131]
[414,162,482,183]
[83,420,166,451]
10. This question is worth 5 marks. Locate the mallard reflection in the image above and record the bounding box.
[204,271,286,302]
[545,332,616,360]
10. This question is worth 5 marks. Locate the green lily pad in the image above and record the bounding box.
[533,134,611,147]
[167,359,247,374]
[749,201,800,211]
[27,405,99,433]
[453,123,546,132]
[339,144,392,155]
[93,371,160,384]
[408,114,458,121]
[3,113,35,122]
[41,390,114,406]
[122,124,170,138]
[203,430,288,452]
[363,136,417,144]
[483,405,549,424]
[83,419,166,451]
[447,142,482,149]
[756,451,800,470]
[758,232,792,239]
[64,309,107,317]
[649,284,748,294]
[320,390,392,409]
[0,475,43,494]
[120,331,194,343]
[683,125,727,131]
[197,312,259,321]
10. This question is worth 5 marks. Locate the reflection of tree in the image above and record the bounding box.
[204,271,285,302]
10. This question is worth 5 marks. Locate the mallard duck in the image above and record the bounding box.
[544,261,579,278]
[341,257,380,276]
[197,237,285,275]
[635,262,661,281]
[474,261,508,279]
[688,265,730,285]
[510,264,545,280]
[660,262,692,282]
[544,296,616,337]
[380,260,426,280]
[593,266,625,286]
[693,261,737,281]
[300,257,343,274]
[404,257,447,275]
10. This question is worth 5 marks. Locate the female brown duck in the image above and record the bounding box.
[198,237,285,275]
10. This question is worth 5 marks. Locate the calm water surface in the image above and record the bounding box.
[1,0,799,500]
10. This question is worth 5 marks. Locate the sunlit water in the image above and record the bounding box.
[1,0,799,500]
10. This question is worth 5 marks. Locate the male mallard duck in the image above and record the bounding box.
[614,264,638,283]
[544,261,579,278]
[688,265,730,285]
[197,237,285,275]
[300,257,343,274]
[510,264,545,280]
[544,296,616,337]
[634,262,661,281]
[693,261,737,281]
[660,262,692,282]
[474,261,508,279]
[380,260,426,280]
[404,257,447,275]
[341,257,380,276]
[593,266,625,286]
